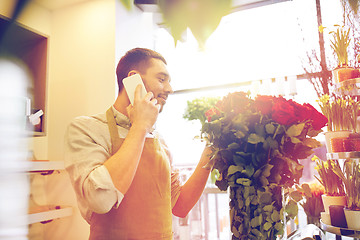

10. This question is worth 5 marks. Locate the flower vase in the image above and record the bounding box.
[229,185,285,240]
[321,194,347,214]
[344,208,360,230]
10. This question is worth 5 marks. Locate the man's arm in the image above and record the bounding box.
[104,86,160,195]
[172,146,212,218]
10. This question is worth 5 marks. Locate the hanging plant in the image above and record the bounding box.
[158,0,233,49]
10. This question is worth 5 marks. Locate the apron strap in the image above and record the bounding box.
[106,107,122,155]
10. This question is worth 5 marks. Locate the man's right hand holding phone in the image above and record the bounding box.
[126,85,160,134]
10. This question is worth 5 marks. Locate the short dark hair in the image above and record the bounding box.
[116,48,167,92]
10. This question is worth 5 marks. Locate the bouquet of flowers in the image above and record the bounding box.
[184,92,327,239]
[290,182,325,226]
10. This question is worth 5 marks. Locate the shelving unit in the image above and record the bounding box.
[28,207,73,225]
[0,15,48,136]
[29,161,65,173]
[27,161,72,224]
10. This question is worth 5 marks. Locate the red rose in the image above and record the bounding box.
[205,107,219,122]
[271,97,299,125]
[221,92,249,114]
[301,103,328,130]
[254,95,274,115]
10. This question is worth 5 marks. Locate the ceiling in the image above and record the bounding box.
[32,0,90,10]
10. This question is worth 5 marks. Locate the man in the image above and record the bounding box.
[64,48,212,239]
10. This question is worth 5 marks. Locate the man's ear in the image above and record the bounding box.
[128,70,138,77]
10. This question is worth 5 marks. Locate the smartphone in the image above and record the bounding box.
[122,74,147,105]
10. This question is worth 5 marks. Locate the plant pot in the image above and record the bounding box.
[333,67,357,83]
[321,194,347,214]
[324,131,352,153]
[320,212,331,225]
[344,208,360,230]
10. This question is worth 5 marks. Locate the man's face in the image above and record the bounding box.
[141,58,173,112]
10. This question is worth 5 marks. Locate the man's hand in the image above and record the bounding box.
[126,84,160,133]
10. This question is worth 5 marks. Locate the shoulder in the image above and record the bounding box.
[66,112,109,140]
[68,113,106,130]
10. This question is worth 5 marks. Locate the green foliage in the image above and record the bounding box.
[158,0,232,49]
[183,92,326,239]
[183,97,220,126]
[119,0,132,10]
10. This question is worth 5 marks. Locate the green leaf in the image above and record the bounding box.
[228,142,240,150]
[234,130,246,138]
[274,222,283,231]
[265,123,276,134]
[237,198,244,209]
[263,204,274,212]
[248,133,265,144]
[261,164,273,178]
[303,138,321,148]
[286,123,305,137]
[250,215,262,228]
[266,136,279,150]
[227,165,244,176]
[209,120,222,136]
[119,0,132,10]
[285,199,299,219]
[242,164,255,177]
[264,221,273,231]
[271,210,280,222]
[289,191,303,202]
[236,178,252,186]
[255,124,266,136]
[232,226,240,238]
[290,137,302,144]
[259,192,272,204]
[259,176,269,186]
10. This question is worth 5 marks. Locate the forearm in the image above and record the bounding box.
[104,123,147,194]
[172,147,212,218]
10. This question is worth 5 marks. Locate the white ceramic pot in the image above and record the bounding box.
[321,194,347,214]
[344,208,360,230]
[320,212,331,225]
[323,131,352,153]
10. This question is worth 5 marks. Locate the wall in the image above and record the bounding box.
[44,1,116,239]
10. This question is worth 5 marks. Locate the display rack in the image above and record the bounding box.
[321,221,360,239]
[335,78,360,96]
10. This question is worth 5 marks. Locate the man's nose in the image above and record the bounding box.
[164,82,173,94]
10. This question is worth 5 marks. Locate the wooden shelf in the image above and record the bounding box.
[28,161,65,172]
[28,207,72,224]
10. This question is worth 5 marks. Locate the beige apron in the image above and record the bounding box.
[89,108,173,240]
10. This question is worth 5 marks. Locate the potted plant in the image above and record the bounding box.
[332,159,360,230]
[320,25,357,83]
[312,156,346,214]
[317,94,360,152]
[184,92,327,239]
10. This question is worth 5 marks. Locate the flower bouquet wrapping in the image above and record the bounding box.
[184,92,327,240]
